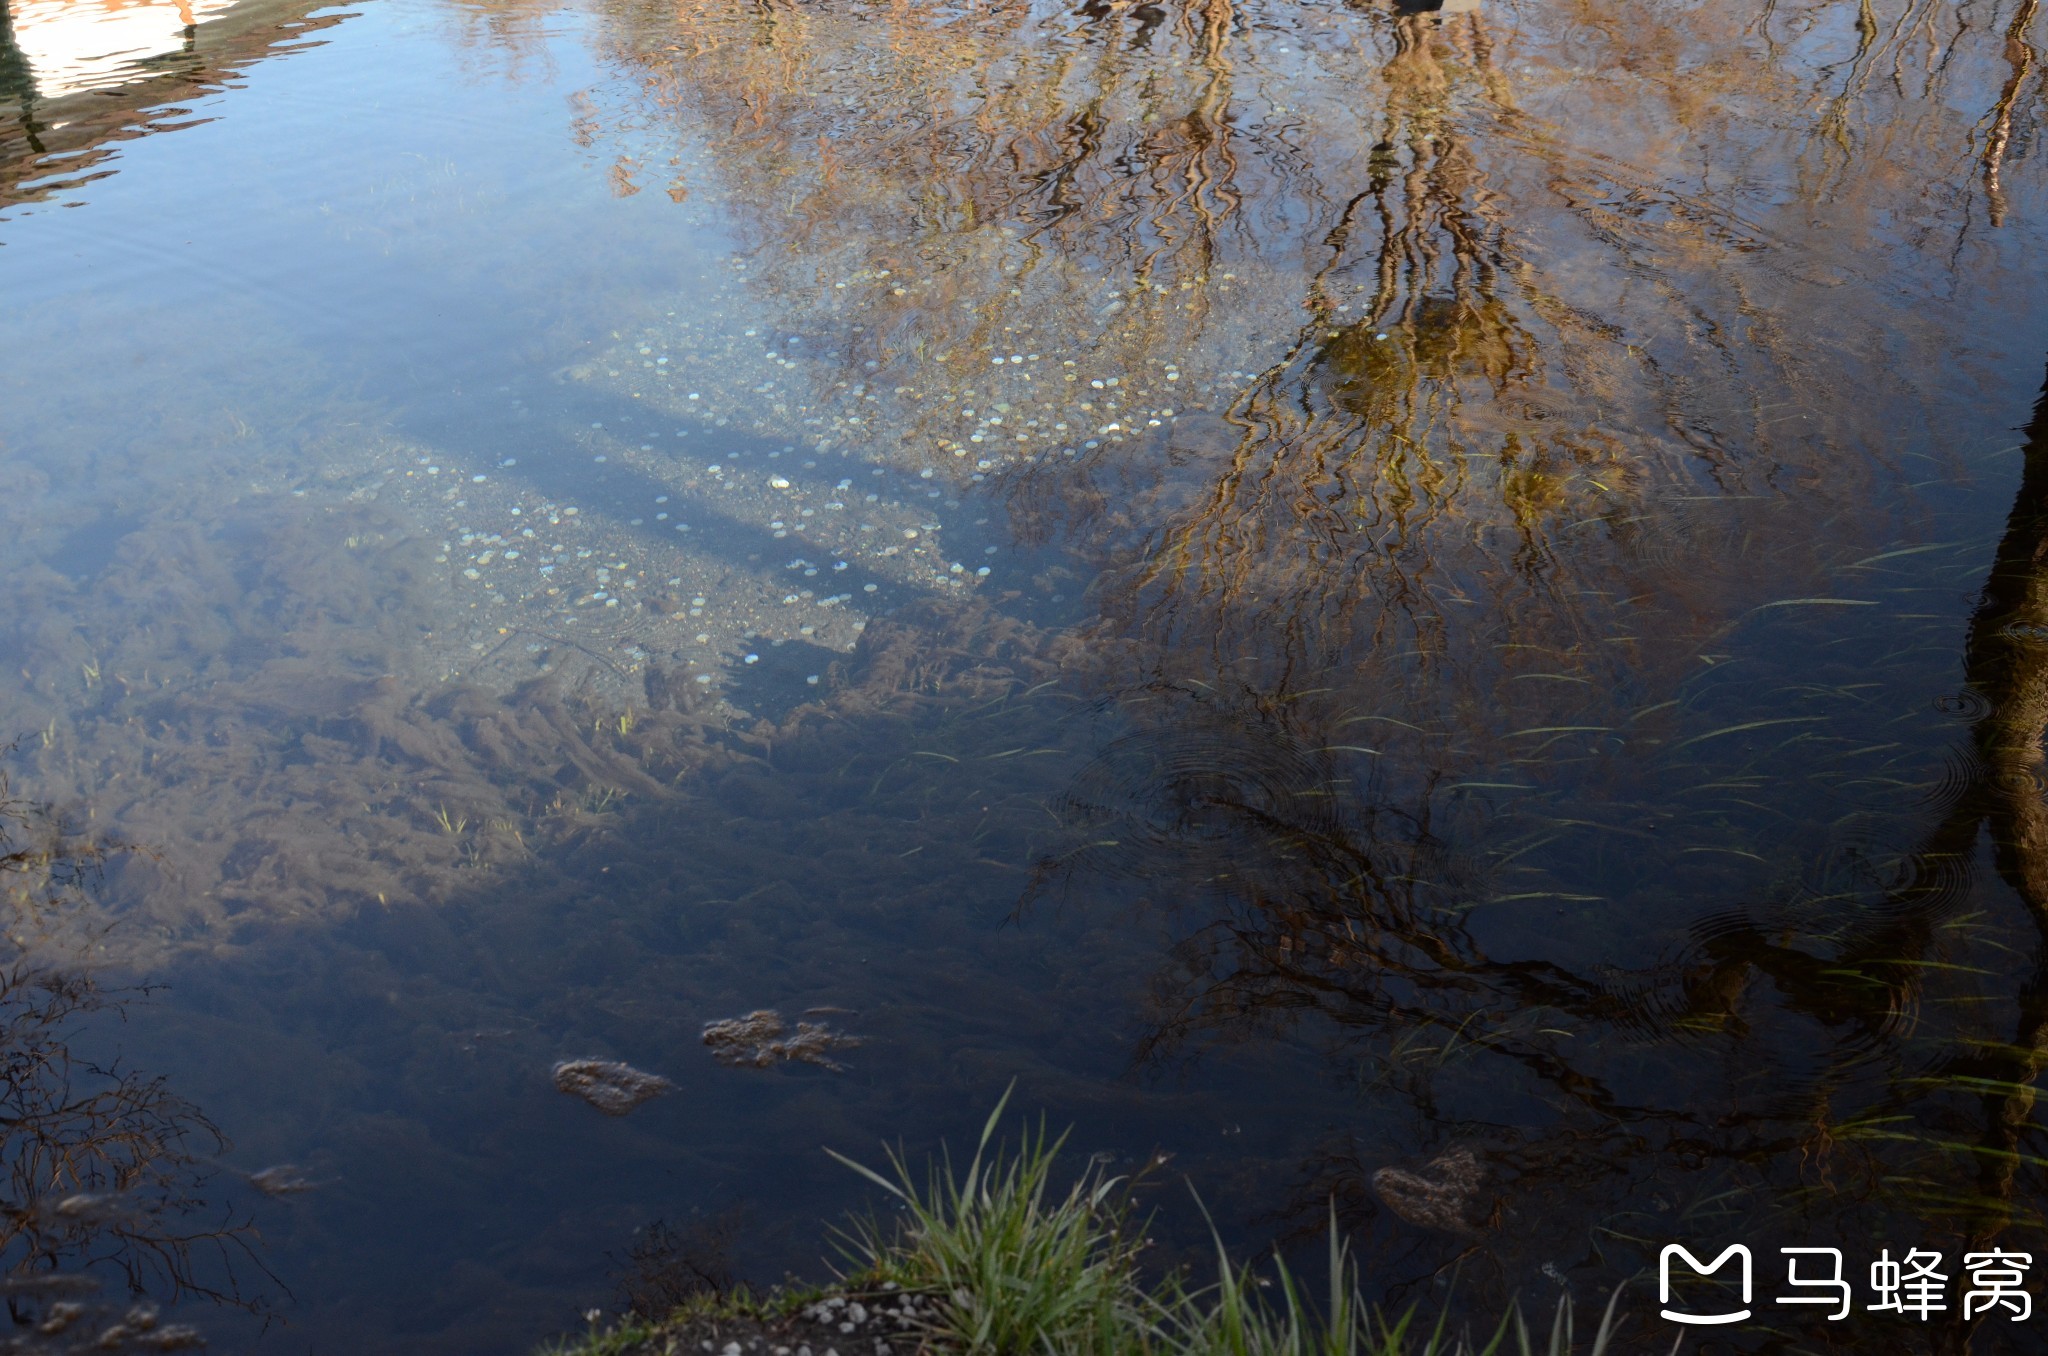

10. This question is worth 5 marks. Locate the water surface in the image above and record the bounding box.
[4,0,2048,1348]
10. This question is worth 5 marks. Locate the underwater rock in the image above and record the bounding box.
[1371,1145,1488,1236]
[552,1058,676,1115]
[701,1009,862,1071]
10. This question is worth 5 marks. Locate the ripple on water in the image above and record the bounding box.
[1932,688,1991,720]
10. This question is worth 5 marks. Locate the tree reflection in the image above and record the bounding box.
[1983,0,2042,225]
[528,0,2048,1335]
[1890,367,2048,1241]
[0,763,271,1336]
[567,0,2018,707]
[1019,364,2048,1347]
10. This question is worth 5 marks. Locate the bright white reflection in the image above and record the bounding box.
[7,0,236,99]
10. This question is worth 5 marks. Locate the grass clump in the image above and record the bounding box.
[831,1087,1149,1356]
[1146,1205,1628,1356]
[541,1092,1642,1356]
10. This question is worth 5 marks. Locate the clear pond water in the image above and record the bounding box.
[3,0,2048,1348]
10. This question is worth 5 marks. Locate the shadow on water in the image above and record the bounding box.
[112,587,1147,1353]
[0,759,275,1350]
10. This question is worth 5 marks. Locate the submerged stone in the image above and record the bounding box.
[553,1058,677,1115]
[1371,1145,1488,1237]
[701,1009,862,1071]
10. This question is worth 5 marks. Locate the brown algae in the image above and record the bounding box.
[701,1009,863,1071]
